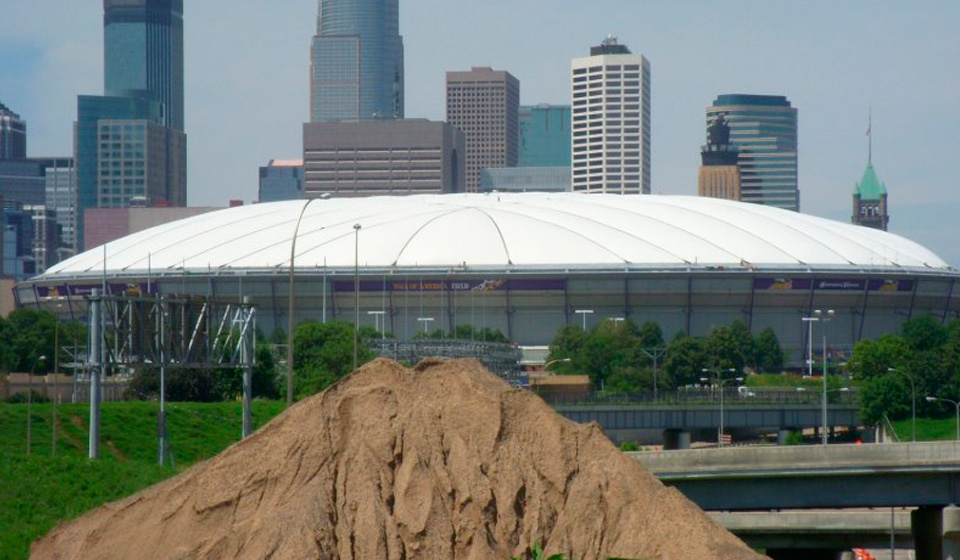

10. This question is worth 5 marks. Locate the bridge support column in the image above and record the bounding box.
[766,548,842,560]
[944,505,960,560]
[912,505,943,560]
[777,428,797,445]
[662,429,690,450]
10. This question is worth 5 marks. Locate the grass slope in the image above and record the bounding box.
[0,400,284,560]
[890,416,960,442]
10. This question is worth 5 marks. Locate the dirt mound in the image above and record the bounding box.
[33,358,765,560]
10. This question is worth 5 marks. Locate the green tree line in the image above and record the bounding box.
[546,318,784,392]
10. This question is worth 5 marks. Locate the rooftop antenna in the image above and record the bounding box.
[867,104,873,165]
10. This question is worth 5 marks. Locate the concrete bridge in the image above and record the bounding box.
[633,442,960,560]
[555,402,861,447]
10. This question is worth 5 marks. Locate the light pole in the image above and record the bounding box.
[641,347,667,402]
[353,223,361,371]
[27,355,47,456]
[889,367,916,442]
[367,310,386,340]
[286,194,329,407]
[543,358,571,372]
[820,309,834,445]
[574,309,594,331]
[417,317,435,334]
[926,396,960,441]
[701,367,739,447]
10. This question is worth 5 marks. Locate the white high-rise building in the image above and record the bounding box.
[571,37,651,194]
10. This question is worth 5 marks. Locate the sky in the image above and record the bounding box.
[2,0,959,264]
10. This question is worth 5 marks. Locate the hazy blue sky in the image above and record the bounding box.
[2,1,958,263]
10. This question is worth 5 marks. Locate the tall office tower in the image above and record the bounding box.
[519,104,571,167]
[75,0,187,250]
[303,120,464,197]
[571,37,651,194]
[310,0,404,122]
[706,94,798,211]
[104,0,185,131]
[698,114,741,201]
[0,102,27,160]
[43,159,77,256]
[259,159,304,202]
[446,67,520,193]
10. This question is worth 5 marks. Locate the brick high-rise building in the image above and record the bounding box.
[446,67,519,192]
[698,114,741,201]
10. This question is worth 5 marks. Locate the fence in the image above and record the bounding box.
[2,373,130,403]
[539,386,860,407]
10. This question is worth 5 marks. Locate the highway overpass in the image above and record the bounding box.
[633,442,960,560]
[555,402,861,447]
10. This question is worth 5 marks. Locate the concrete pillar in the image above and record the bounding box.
[912,505,943,560]
[944,505,960,560]
[662,429,691,450]
[766,549,842,560]
[777,428,794,445]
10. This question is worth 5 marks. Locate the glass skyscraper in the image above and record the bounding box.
[104,0,185,131]
[74,0,187,250]
[707,94,798,211]
[310,0,404,122]
[519,105,571,167]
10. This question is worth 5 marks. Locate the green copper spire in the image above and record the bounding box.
[855,162,886,200]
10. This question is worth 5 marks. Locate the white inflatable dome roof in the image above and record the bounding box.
[44,193,949,277]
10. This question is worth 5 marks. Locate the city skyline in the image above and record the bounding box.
[1,0,957,263]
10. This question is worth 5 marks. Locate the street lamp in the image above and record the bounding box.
[574,309,594,331]
[889,367,916,442]
[27,355,47,456]
[353,223,362,371]
[417,317,435,334]
[802,309,834,445]
[641,346,667,402]
[701,367,739,447]
[543,358,571,371]
[367,310,386,340]
[926,396,960,441]
[286,193,330,407]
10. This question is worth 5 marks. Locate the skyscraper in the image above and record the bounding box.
[0,102,27,160]
[571,37,651,194]
[310,0,404,123]
[698,114,741,201]
[75,0,187,250]
[519,104,571,167]
[706,94,798,211]
[259,160,304,202]
[104,0,185,131]
[446,67,520,192]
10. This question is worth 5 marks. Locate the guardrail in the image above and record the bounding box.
[539,386,859,407]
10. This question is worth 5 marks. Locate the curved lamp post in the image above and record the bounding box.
[286,194,330,407]
[889,367,916,442]
[926,396,960,441]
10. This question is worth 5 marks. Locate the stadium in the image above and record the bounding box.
[17,192,960,366]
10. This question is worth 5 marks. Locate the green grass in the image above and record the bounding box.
[890,416,960,442]
[0,400,285,560]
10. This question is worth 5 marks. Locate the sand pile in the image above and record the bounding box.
[33,358,765,560]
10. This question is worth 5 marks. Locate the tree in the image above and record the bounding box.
[752,327,784,373]
[729,319,755,369]
[578,319,644,389]
[294,320,375,398]
[663,335,709,387]
[902,314,949,352]
[546,325,586,375]
[860,373,911,426]
[706,326,746,373]
[0,309,58,373]
[847,334,911,381]
[637,320,665,350]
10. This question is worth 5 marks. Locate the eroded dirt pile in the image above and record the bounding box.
[33,358,765,560]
